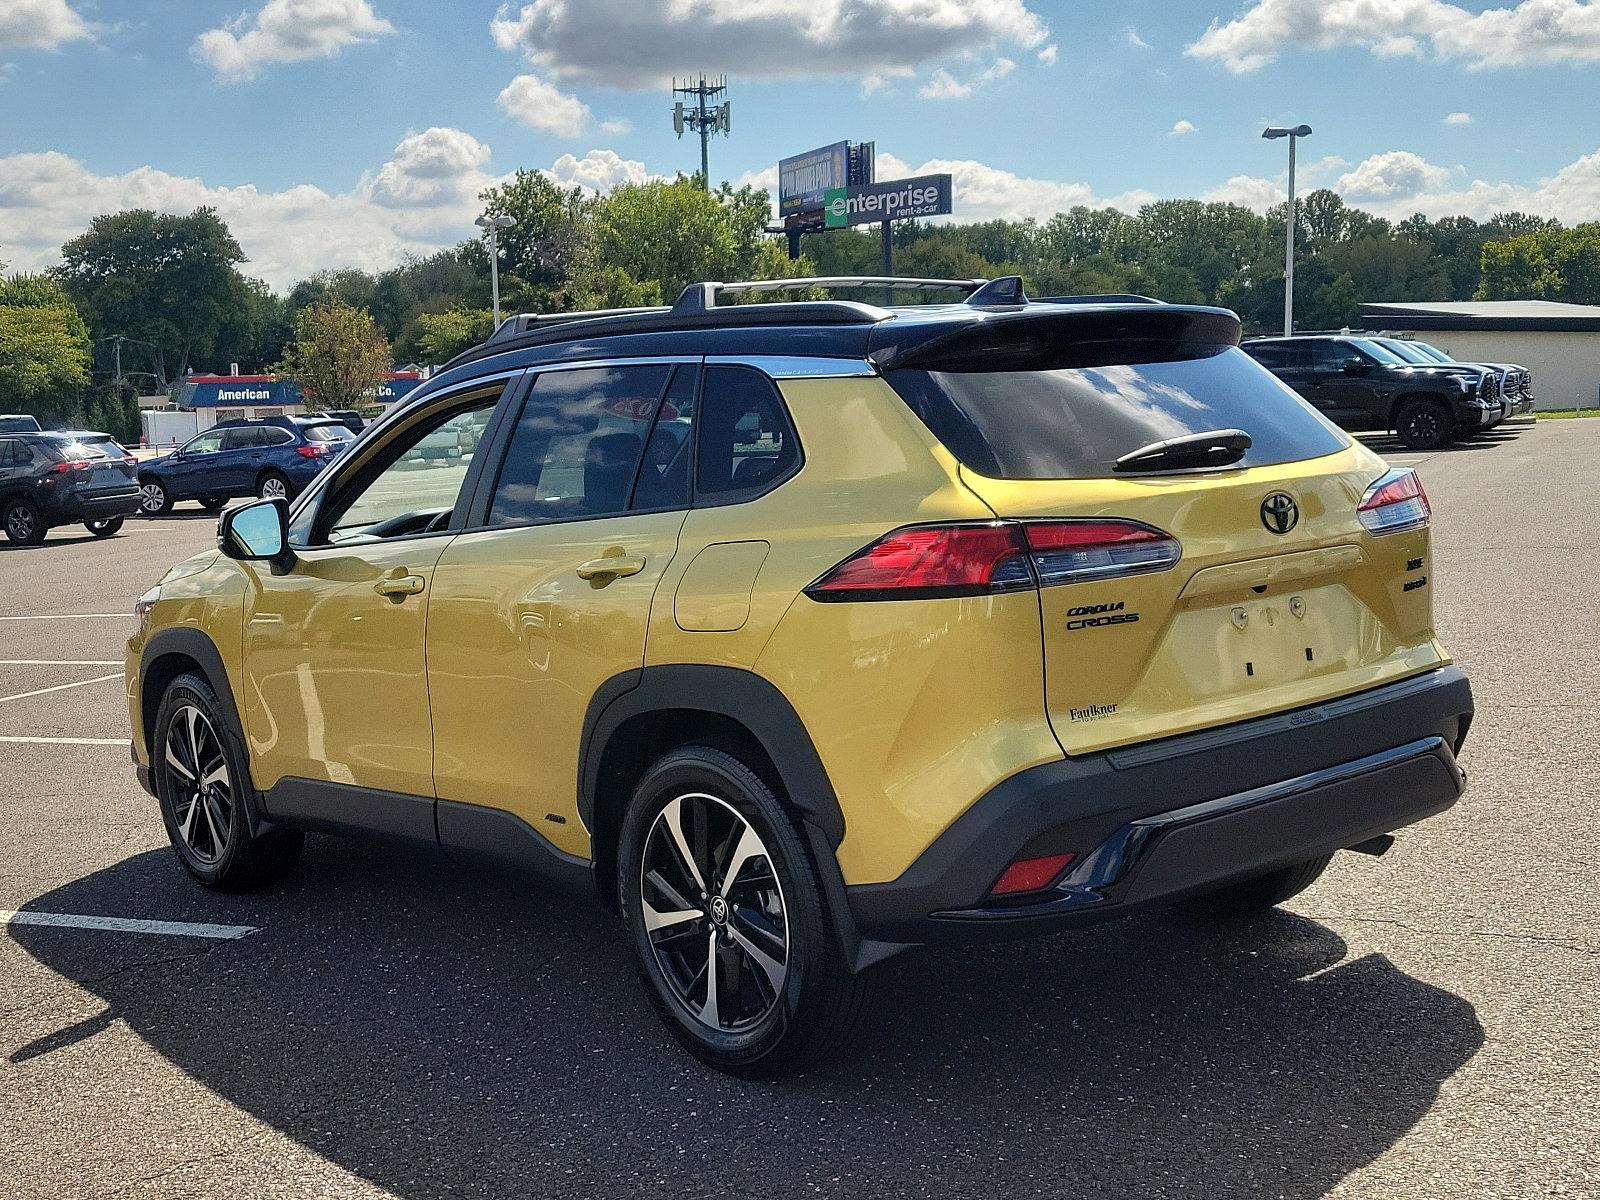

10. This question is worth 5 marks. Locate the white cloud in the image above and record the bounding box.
[1444,110,1473,125]
[1187,0,1600,73]
[490,0,1048,87]
[918,68,970,100]
[545,149,652,193]
[497,73,590,137]
[1037,43,1058,64]
[193,0,393,82]
[874,151,1154,221]
[1202,173,1289,210]
[919,56,1014,100]
[1170,119,1198,136]
[0,0,89,50]
[1125,25,1150,49]
[0,134,658,291]
[599,117,632,135]
[1336,150,1454,202]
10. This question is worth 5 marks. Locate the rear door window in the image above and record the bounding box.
[487,364,672,526]
[887,345,1347,480]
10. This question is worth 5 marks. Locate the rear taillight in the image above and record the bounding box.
[1358,468,1430,535]
[122,455,137,467]
[46,460,91,474]
[990,852,1076,897]
[805,519,1180,601]
[296,443,329,458]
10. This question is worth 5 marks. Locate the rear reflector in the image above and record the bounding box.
[806,520,1179,601]
[1358,468,1430,535]
[990,853,1076,896]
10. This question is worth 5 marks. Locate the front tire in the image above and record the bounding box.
[85,516,124,537]
[1177,854,1334,918]
[152,672,302,890]
[618,745,871,1077]
[1395,399,1455,451]
[138,478,172,516]
[198,497,228,512]
[3,497,46,544]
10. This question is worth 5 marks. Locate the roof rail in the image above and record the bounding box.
[1035,293,1160,305]
[485,306,670,345]
[671,276,986,314]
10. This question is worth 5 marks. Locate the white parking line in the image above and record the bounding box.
[0,910,257,940]
[0,672,122,704]
[0,614,128,620]
[0,735,129,745]
[0,659,122,666]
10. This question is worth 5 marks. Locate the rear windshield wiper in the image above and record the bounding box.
[1113,428,1252,473]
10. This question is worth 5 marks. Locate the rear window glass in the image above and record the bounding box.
[304,424,353,442]
[887,345,1348,480]
[56,441,111,461]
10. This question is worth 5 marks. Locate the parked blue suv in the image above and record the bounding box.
[137,417,355,515]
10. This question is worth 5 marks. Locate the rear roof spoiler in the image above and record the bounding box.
[869,304,1242,372]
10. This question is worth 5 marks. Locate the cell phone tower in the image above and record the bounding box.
[671,75,730,190]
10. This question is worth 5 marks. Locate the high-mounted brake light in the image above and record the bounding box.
[805,519,1180,601]
[1358,468,1430,535]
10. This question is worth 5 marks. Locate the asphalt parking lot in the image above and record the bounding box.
[1,420,1595,1199]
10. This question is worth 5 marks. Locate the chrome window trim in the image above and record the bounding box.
[706,354,875,379]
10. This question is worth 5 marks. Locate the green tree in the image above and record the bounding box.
[473,170,592,312]
[1478,235,1558,299]
[0,274,92,424]
[412,307,494,365]
[274,300,392,410]
[53,207,250,378]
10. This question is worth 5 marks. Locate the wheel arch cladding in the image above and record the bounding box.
[140,629,243,760]
[580,665,846,906]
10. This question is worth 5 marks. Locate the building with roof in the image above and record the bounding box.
[1362,300,1600,411]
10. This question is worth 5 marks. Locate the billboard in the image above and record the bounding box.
[822,174,954,229]
[179,372,423,408]
[778,141,848,217]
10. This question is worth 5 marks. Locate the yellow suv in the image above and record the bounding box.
[127,277,1473,1075]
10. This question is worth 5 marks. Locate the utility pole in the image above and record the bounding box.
[672,75,730,190]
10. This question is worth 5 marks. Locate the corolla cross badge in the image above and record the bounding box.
[1260,492,1299,534]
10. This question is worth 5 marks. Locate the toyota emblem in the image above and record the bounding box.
[1260,492,1299,534]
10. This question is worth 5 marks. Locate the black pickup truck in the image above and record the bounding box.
[1242,334,1502,450]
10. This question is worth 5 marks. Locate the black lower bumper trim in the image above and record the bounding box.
[847,666,1472,945]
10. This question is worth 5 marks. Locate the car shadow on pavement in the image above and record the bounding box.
[1361,427,1524,455]
[10,839,1483,1200]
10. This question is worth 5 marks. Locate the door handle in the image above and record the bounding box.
[576,556,645,580]
[374,575,425,597]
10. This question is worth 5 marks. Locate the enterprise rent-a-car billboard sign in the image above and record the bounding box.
[778,141,848,217]
[823,174,953,228]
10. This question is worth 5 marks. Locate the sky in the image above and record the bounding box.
[3,0,1599,291]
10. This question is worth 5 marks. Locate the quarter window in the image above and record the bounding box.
[487,364,672,526]
[695,366,798,500]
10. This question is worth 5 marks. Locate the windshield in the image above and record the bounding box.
[887,345,1348,480]
[1411,341,1454,363]
[1378,339,1436,365]
[1346,338,1411,365]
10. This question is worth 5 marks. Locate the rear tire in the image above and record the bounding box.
[3,497,46,544]
[256,471,290,501]
[1177,854,1334,918]
[1395,399,1454,451]
[152,672,302,890]
[84,516,124,537]
[618,744,872,1077]
[138,478,172,516]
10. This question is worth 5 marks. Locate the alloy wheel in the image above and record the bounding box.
[163,705,233,865]
[139,483,165,513]
[259,476,288,499]
[640,792,789,1033]
[5,504,35,541]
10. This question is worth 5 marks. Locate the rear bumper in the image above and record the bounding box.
[40,486,141,522]
[847,666,1472,945]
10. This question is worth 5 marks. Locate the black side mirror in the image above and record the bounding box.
[218,497,296,575]
[1342,357,1370,375]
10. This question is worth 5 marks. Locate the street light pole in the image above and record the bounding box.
[475,213,516,328]
[1263,124,1313,337]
